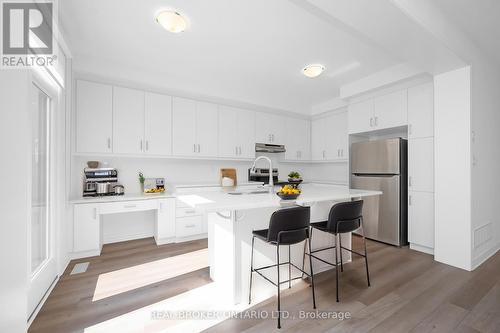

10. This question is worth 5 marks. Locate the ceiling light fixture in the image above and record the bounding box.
[155,10,188,33]
[302,64,325,78]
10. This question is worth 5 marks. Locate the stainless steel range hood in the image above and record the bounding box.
[255,143,286,153]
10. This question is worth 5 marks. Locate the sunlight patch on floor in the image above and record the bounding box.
[85,281,253,333]
[92,248,209,301]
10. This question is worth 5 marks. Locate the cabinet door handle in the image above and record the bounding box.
[409,176,412,187]
[107,138,111,149]
[239,146,242,155]
[146,140,149,151]
[93,207,97,219]
[159,202,163,212]
[185,224,196,228]
[370,118,373,127]
[140,140,143,151]
[322,150,325,159]
[124,204,137,209]
[374,116,378,126]
[409,195,412,206]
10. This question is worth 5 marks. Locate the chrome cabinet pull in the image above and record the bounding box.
[185,224,196,228]
[93,207,97,219]
[409,176,412,187]
[193,144,196,153]
[140,140,143,151]
[374,116,378,126]
[409,195,412,206]
[107,138,111,149]
[370,118,373,127]
[124,204,137,208]
[146,140,149,151]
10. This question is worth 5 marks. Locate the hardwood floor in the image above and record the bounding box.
[29,237,500,333]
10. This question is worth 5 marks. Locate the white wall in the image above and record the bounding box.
[0,71,30,333]
[434,66,472,270]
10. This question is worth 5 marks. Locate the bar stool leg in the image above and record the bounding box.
[276,244,281,329]
[339,233,344,272]
[307,237,317,309]
[288,245,292,289]
[335,234,340,302]
[248,236,255,304]
[301,238,307,279]
[361,225,371,287]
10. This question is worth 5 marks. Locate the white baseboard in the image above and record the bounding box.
[69,249,101,260]
[27,276,59,328]
[103,231,153,245]
[175,233,208,243]
[410,243,434,255]
[154,236,176,245]
[472,242,500,270]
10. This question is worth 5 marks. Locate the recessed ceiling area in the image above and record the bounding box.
[60,0,407,114]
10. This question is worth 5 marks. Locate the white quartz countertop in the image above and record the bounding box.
[176,183,382,213]
[69,192,176,204]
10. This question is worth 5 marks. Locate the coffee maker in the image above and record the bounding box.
[83,167,119,197]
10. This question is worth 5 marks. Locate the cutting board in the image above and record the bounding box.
[220,168,237,187]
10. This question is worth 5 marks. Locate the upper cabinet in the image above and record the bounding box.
[373,90,408,129]
[408,83,434,139]
[144,92,172,156]
[255,112,286,145]
[348,90,407,134]
[172,97,218,157]
[218,106,255,159]
[285,117,310,161]
[76,80,113,153]
[311,111,347,161]
[113,87,145,154]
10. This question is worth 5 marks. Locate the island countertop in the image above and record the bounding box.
[176,183,382,213]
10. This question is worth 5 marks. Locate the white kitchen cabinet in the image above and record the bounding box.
[144,92,172,156]
[112,87,145,154]
[172,97,197,156]
[255,112,286,145]
[408,137,434,192]
[408,83,434,139]
[311,111,347,161]
[327,111,348,160]
[218,106,255,159]
[348,90,407,134]
[373,90,407,129]
[348,99,373,134]
[311,117,325,161]
[73,204,100,253]
[76,80,113,153]
[285,117,310,161]
[172,98,218,157]
[408,191,434,251]
[156,198,176,242]
[196,102,219,157]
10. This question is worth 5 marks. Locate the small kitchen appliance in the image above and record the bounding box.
[83,167,122,197]
[248,168,288,185]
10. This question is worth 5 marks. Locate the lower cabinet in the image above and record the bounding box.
[156,199,176,243]
[73,203,100,253]
[175,201,207,240]
[408,191,434,252]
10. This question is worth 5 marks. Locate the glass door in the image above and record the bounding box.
[28,82,57,318]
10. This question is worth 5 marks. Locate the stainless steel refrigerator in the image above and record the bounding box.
[350,138,408,246]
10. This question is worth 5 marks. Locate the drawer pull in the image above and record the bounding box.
[124,204,137,208]
[185,210,196,214]
[185,224,196,228]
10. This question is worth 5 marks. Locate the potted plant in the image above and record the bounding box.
[139,172,145,193]
[288,171,302,184]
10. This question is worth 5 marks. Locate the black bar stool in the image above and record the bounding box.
[307,200,370,302]
[248,206,316,329]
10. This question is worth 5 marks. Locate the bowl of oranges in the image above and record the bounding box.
[277,185,301,200]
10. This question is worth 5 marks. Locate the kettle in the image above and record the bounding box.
[113,184,125,195]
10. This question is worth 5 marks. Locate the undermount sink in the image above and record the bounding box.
[227,189,270,195]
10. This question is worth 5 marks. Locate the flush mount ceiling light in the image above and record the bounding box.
[302,64,325,78]
[155,10,188,33]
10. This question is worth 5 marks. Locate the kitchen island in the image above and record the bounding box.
[177,183,382,305]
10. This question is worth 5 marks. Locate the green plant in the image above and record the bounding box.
[288,171,301,179]
[138,172,145,184]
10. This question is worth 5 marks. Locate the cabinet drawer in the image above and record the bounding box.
[176,216,203,238]
[176,206,202,218]
[99,199,158,215]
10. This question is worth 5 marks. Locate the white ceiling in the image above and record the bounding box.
[434,0,500,64]
[59,0,401,114]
